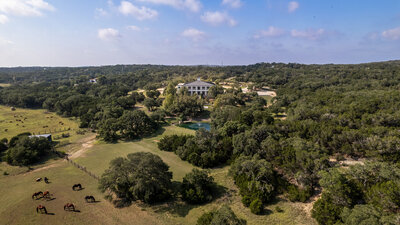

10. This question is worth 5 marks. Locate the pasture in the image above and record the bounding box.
[0,122,316,224]
[74,125,316,225]
[0,105,80,140]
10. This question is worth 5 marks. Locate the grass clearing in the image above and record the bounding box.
[0,162,163,225]
[74,125,316,225]
[74,126,196,181]
[0,105,80,140]
[0,124,316,224]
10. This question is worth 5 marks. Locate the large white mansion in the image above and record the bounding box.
[176,78,215,96]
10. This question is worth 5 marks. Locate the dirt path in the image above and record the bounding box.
[69,134,96,159]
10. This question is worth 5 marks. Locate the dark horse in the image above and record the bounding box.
[32,191,43,200]
[85,196,95,203]
[64,203,75,211]
[72,184,82,191]
[36,205,47,214]
[44,177,49,183]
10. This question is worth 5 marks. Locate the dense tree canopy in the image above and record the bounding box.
[99,152,172,204]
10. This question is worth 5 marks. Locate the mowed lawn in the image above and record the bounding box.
[0,105,80,140]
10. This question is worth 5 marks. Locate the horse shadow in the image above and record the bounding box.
[46,213,55,215]
[74,188,85,191]
[45,197,56,201]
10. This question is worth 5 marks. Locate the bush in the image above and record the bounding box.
[197,205,246,225]
[249,198,263,215]
[275,206,283,213]
[230,156,278,206]
[158,134,193,152]
[287,185,312,202]
[311,194,343,225]
[181,169,216,204]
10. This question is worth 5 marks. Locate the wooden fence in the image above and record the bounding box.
[64,156,100,180]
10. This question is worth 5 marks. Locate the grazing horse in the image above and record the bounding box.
[64,203,75,211]
[32,191,43,200]
[72,184,82,191]
[85,196,95,203]
[42,191,51,199]
[36,205,47,214]
[44,177,49,183]
[35,178,42,182]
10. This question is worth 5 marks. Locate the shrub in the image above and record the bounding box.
[275,206,283,213]
[158,134,193,152]
[249,198,263,215]
[287,185,312,202]
[181,169,215,204]
[197,205,246,225]
[311,194,343,225]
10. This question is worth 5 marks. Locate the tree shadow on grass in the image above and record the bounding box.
[151,200,198,217]
[120,127,167,144]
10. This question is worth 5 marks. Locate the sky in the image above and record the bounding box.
[0,0,400,66]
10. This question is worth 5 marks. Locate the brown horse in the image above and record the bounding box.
[85,196,95,203]
[32,191,43,200]
[72,184,82,191]
[63,203,75,211]
[36,205,47,214]
[42,191,51,199]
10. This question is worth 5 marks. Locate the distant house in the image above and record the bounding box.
[89,78,97,84]
[176,78,215,96]
[29,134,52,142]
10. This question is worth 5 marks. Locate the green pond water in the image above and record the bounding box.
[180,122,211,131]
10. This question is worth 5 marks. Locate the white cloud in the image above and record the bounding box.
[98,28,120,41]
[118,1,158,20]
[254,26,286,38]
[201,11,237,27]
[26,0,55,11]
[288,1,299,13]
[0,14,9,24]
[222,0,242,9]
[382,27,400,40]
[95,8,109,17]
[137,0,202,12]
[182,28,205,41]
[291,28,326,41]
[127,25,142,31]
[0,0,54,17]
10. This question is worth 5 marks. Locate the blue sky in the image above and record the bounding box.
[0,0,399,66]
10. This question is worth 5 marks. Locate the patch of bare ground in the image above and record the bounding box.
[69,134,96,159]
[329,156,365,168]
[290,191,322,218]
[23,162,61,176]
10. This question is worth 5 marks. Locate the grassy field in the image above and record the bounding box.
[0,105,80,140]
[74,125,316,225]
[74,126,196,181]
[0,162,164,225]
[0,105,316,224]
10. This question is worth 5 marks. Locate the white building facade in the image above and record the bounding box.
[176,78,215,96]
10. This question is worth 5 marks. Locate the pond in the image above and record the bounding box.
[180,122,211,131]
